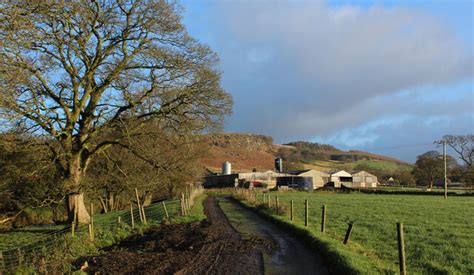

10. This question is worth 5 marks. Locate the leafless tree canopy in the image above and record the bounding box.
[0,0,232,191]
[438,135,473,167]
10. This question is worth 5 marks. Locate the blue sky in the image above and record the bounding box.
[181,0,473,162]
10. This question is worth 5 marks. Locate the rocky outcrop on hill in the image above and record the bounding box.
[207,133,273,151]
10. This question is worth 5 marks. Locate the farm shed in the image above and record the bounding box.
[277,176,314,191]
[329,170,353,188]
[289,169,330,189]
[351,171,378,188]
[237,170,284,189]
[204,170,287,189]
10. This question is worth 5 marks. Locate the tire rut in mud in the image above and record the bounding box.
[84,197,264,274]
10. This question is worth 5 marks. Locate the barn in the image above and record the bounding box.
[351,171,378,188]
[276,176,314,191]
[329,170,353,188]
[289,169,330,189]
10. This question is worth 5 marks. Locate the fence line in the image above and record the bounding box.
[232,188,409,273]
[0,186,203,272]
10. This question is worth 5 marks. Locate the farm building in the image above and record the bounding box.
[237,170,283,189]
[329,170,353,188]
[351,171,378,188]
[203,162,285,189]
[288,169,330,189]
[276,176,314,191]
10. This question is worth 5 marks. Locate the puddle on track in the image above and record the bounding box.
[218,197,328,275]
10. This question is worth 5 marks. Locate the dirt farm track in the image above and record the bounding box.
[85,197,327,274]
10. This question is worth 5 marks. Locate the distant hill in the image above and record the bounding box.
[284,141,407,164]
[200,133,412,179]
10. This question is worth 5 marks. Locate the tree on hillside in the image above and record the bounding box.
[0,1,232,223]
[412,151,448,189]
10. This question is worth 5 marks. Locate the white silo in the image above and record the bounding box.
[222,161,232,175]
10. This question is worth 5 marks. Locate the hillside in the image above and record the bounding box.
[200,133,412,179]
[200,133,277,172]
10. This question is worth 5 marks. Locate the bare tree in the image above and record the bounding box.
[437,135,473,167]
[0,1,232,223]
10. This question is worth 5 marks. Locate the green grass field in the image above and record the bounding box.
[239,191,473,274]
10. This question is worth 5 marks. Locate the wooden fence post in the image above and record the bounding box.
[321,205,326,233]
[181,193,185,216]
[397,222,407,275]
[275,196,279,214]
[268,195,271,208]
[343,222,354,245]
[141,205,146,224]
[130,203,135,228]
[142,205,147,224]
[305,199,309,227]
[89,202,94,241]
[290,200,294,221]
[162,201,169,220]
[90,202,94,227]
[88,224,94,241]
[71,221,75,238]
[135,188,144,223]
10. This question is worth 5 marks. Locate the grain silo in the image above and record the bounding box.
[222,161,232,175]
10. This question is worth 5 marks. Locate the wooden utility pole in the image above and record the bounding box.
[443,140,448,199]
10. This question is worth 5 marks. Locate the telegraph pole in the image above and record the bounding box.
[443,140,447,199]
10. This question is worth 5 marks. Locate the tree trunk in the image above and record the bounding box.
[65,152,91,224]
[67,193,91,224]
[427,178,433,190]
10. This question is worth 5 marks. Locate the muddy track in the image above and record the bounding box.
[85,197,264,274]
[178,197,264,274]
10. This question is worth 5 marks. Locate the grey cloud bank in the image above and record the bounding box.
[184,0,473,162]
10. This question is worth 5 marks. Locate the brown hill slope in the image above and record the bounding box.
[199,133,409,174]
[200,133,277,172]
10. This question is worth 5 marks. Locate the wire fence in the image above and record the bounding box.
[0,186,203,273]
